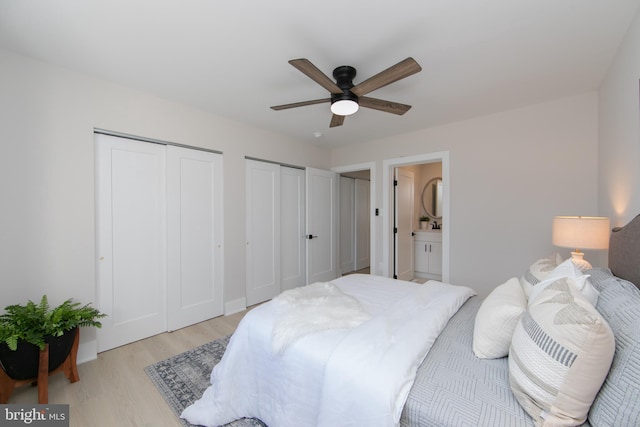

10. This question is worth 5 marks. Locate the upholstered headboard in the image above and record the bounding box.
[609,214,640,288]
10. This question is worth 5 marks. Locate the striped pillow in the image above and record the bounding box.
[520,253,563,298]
[509,277,615,426]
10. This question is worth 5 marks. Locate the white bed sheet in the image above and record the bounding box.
[181,274,475,427]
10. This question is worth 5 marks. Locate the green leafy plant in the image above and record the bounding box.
[0,295,106,351]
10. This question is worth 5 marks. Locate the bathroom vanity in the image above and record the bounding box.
[414,230,442,281]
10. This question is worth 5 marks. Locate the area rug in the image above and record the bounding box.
[145,335,267,427]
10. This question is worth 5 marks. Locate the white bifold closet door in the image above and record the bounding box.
[306,167,339,284]
[245,160,307,306]
[245,160,282,306]
[96,134,223,352]
[166,146,224,331]
[280,166,306,292]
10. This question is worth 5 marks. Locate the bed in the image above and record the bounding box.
[182,214,640,427]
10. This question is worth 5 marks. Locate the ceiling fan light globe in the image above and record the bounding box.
[330,100,359,116]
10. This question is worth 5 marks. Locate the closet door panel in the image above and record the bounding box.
[96,134,167,352]
[281,167,305,292]
[306,167,338,284]
[167,146,224,331]
[245,160,281,305]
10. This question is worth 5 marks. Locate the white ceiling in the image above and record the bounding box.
[1,0,639,147]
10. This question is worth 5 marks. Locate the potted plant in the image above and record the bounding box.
[419,215,430,230]
[0,295,106,381]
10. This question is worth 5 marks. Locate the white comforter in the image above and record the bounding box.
[181,274,475,427]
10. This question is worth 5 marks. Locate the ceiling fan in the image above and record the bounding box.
[270,57,422,128]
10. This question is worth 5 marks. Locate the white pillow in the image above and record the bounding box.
[509,277,615,426]
[520,253,563,298]
[528,259,599,307]
[473,278,527,359]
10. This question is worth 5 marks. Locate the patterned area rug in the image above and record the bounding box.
[145,335,267,427]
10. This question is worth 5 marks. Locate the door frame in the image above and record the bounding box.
[332,162,377,275]
[382,151,450,282]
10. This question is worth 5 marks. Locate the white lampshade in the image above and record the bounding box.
[552,216,610,270]
[552,216,610,250]
[330,99,359,116]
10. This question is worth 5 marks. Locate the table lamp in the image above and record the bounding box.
[552,216,610,270]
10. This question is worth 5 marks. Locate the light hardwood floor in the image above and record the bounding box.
[7,309,249,427]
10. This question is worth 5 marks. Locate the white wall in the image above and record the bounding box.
[0,48,330,361]
[331,93,599,297]
[598,6,640,228]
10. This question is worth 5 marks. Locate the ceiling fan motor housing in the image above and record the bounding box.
[331,65,359,105]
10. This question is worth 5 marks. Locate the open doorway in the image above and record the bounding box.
[332,162,376,276]
[394,162,442,282]
[383,152,450,282]
[339,170,371,275]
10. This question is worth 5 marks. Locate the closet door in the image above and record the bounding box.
[245,160,281,305]
[281,167,306,292]
[306,167,338,284]
[166,146,223,331]
[96,135,167,352]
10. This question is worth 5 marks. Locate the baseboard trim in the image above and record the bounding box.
[225,297,247,316]
[77,340,98,365]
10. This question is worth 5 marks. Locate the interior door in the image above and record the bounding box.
[166,146,223,331]
[280,166,306,291]
[306,167,338,284]
[245,160,281,305]
[96,134,167,352]
[394,168,414,281]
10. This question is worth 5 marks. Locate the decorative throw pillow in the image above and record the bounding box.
[520,253,563,298]
[473,278,527,359]
[509,277,615,426]
[529,259,599,307]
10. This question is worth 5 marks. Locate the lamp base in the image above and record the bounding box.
[570,251,592,271]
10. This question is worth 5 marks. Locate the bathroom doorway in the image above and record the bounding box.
[383,152,450,282]
[394,162,443,281]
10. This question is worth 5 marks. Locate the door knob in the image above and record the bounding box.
[307,234,318,239]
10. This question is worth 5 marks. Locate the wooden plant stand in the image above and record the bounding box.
[0,328,80,404]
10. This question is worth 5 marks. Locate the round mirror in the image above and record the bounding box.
[421,177,443,219]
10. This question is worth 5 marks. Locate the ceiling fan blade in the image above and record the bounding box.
[330,114,345,127]
[289,59,343,94]
[351,57,422,97]
[359,97,412,115]
[270,98,330,111]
